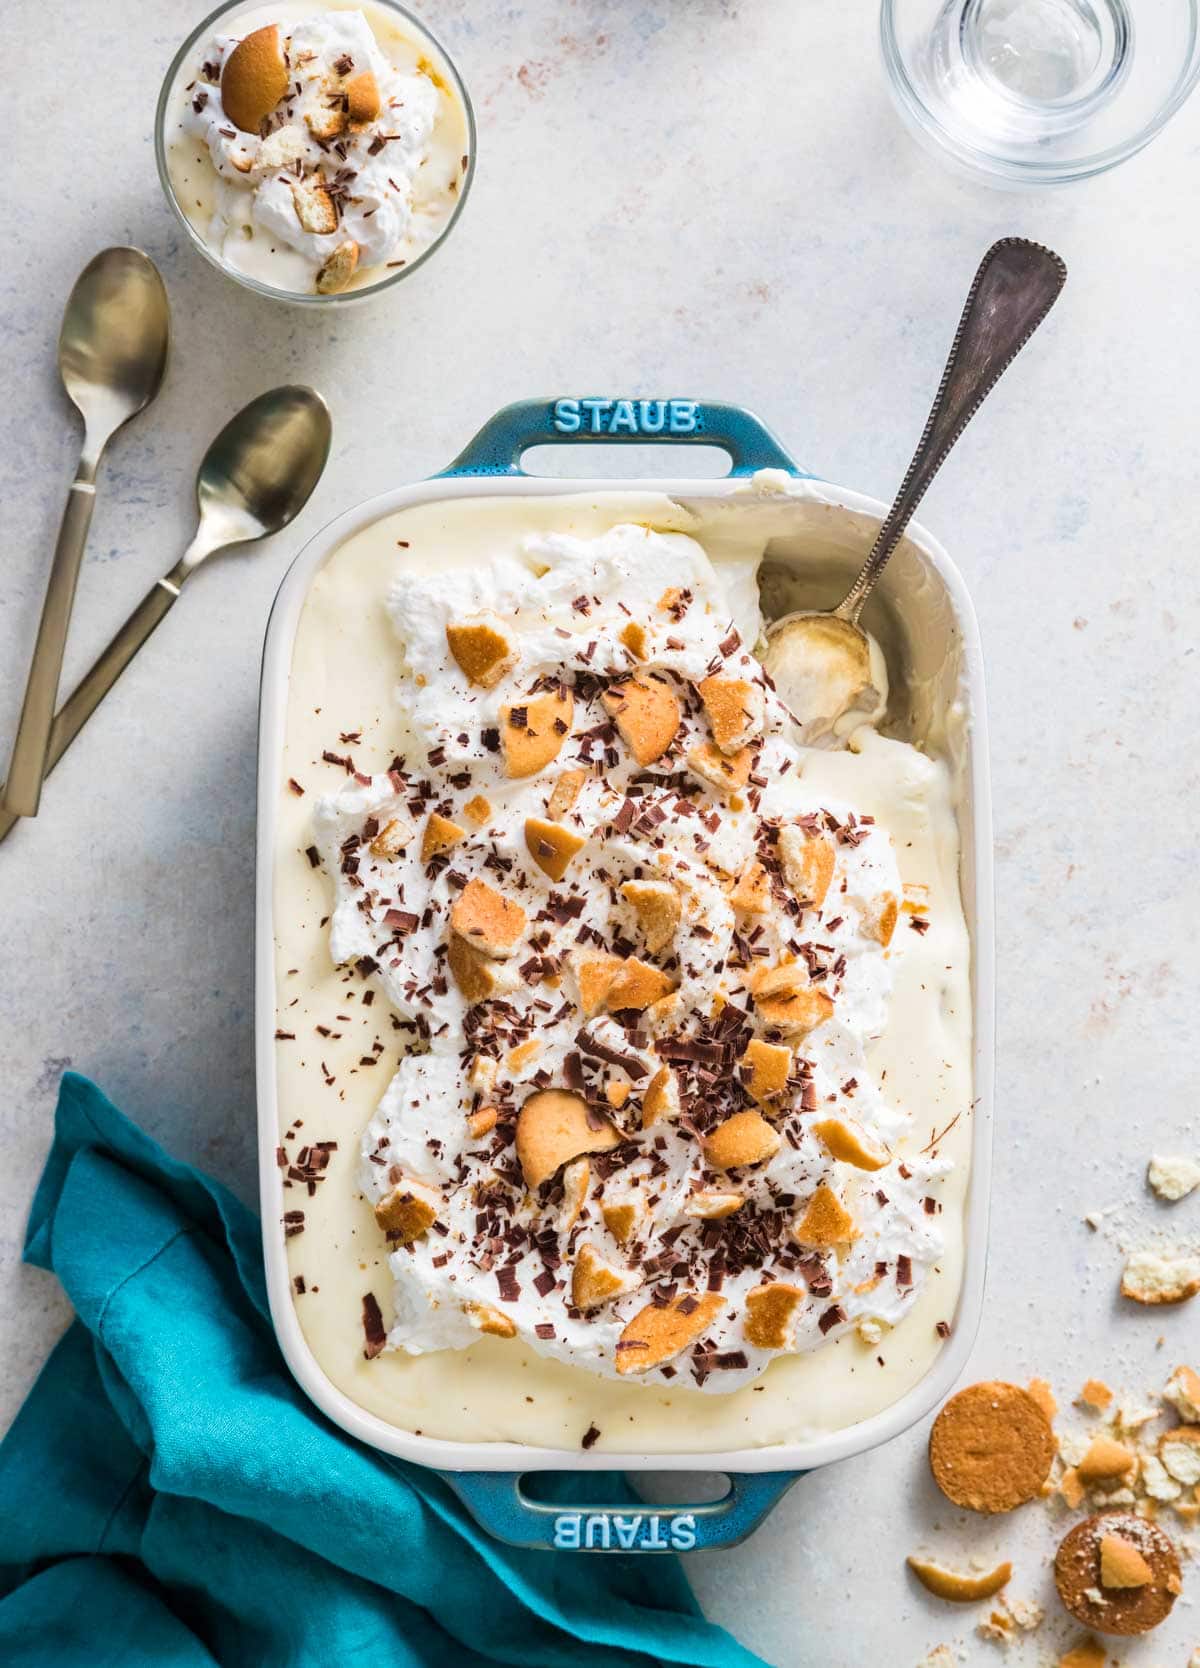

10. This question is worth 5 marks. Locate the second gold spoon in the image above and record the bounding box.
[0,386,332,847]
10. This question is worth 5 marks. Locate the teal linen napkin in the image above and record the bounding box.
[0,1073,764,1668]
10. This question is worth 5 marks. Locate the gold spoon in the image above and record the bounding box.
[3,248,171,817]
[0,386,332,847]
[763,237,1066,742]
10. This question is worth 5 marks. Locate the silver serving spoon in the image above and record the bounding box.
[0,385,332,847]
[3,248,171,817]
[763,237,1066,742]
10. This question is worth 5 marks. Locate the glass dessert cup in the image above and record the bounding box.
[155,0,476,307]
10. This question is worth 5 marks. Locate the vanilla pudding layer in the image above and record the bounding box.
[273,489,973,1452]
[164,0,468,296]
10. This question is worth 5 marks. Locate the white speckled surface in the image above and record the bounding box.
[3,3,1200,1663]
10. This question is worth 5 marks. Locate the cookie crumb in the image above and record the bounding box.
[1147,1153,1200,1202]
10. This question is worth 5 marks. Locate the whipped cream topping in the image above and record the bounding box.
[176,6,463,291]
[309,525,949,1392]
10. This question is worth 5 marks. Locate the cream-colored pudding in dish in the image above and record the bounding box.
[163,0,470,296]
[273,489,973,1451]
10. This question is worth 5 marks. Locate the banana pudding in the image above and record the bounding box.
[272,489,974,1451]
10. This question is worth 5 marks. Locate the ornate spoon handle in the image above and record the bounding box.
[837,237,1066,624]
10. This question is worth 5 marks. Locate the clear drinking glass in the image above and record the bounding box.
[880,0,1200,186]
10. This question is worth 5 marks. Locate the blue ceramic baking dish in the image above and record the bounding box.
[256,398,993,1551]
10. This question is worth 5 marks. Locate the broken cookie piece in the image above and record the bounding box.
[811,1116,890,1171]
[445,617,516,689]
[685,1189,744,1219]
[468,1051,499,1095]
[744,1282,805,1351]
[420,811,465,860]
[1121,1248,1200,1306]
[525,816,586,882]
[615,1292,724,1375]
[449,876,526,957]
[1163,1364,1200,1423]
[1058,1639,1107,1668]
[602,675,681,765]
[1147,1153,1200,1202]
[641,1064,679,1128]
[446,932,520,1005]
[696,674,765,754]
[306,97,347,142]
[515,1089,620,1189]
[749,962,835,1037]
[572,1243,641,1311]
[703,1109,781,1170]
[620,879,681,954]
[777,826,835,910]
[500,687,575,777]
[601,1199,644,1246]
[906,1555,1013,1604]
[1159,1425,1200,1486]
[547,768,586,819]
[465,1302,517,1339]
[1076,1378,1113,1413]
[346,68,380,126]
[728,858,771,914]
[374,1177,438,1244]
[740,1038,792,1105]
[791,1183,856,1248]
[466,1105,498,1140]
[462,794,493,828]
[291,176,338,235]
[571,951,621,1018]
[686,740,753,799]
[863,891,900,948]
[315,239,360,295]
[369,816,411,859]
[556,1157,590,1234]
[1099,1533,1153,1590]
[1075,1435,1137,1487]
[604,956,676,1012]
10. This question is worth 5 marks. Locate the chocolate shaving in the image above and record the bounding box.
[361,1292,387,1358]
[575,1026,649,1081]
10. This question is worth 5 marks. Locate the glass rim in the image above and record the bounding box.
[154,0,477,306]
[879,0,1200,185]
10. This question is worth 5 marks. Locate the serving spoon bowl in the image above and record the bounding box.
[3,248,171,817]
[0,385,332,846]
[763,237,1066,742]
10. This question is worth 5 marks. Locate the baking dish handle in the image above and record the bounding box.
[445,1469,802,1552]
[439,399,808,479]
